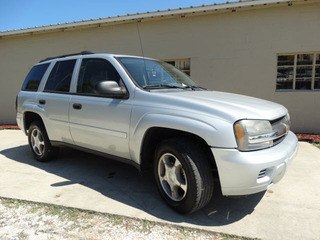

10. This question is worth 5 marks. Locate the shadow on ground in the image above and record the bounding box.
[0,144,265,226]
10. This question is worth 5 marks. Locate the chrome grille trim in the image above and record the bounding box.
[271,114,290,146]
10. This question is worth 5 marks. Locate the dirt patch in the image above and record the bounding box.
[0,198,251,240]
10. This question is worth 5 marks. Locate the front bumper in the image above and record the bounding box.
[212,131,299,196]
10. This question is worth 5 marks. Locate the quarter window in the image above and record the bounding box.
[277,53,320,90]
[44,60,76,92]
[77,58,121,94]
[22,63,50,91]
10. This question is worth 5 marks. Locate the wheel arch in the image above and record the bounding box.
[23,111,45,134]
[139,127,218,176]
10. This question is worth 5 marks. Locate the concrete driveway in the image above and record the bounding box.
[0,129,319,240]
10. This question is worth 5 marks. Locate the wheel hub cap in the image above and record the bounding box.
[31,129,45,156]
[158,153,187,201]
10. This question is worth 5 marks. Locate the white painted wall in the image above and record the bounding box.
[0,2,319,133]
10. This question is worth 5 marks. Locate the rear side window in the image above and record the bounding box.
[44,60,76,92]
[22,63,50,91]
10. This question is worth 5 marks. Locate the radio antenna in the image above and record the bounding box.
[136,20,145,58]
[136,19,149,87]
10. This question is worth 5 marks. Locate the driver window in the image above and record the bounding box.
[77,58,121,94]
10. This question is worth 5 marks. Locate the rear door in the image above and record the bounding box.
[37,59,76,143]
[69,58,132,159]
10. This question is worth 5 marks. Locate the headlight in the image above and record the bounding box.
[234,115,290,151]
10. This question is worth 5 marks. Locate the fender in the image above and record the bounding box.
[129,112,237,164]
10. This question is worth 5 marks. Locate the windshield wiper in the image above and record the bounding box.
[183,86,207,91]
[143,84,183,89]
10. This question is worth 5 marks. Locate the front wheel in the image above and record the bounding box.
[28,121,59,162]
[154,138,214,214]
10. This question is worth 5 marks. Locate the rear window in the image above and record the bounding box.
[22,63,50,91]
[44,60,76,92]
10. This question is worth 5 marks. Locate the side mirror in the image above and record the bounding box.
[95,81,127,98]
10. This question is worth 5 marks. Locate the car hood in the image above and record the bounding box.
[157,90,288,122]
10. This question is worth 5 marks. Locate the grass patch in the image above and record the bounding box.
[178,226,195,236]
[1,198,25,209]
[312,143,320,149]
[220,233,260,240]
[139,219,156,234]
[108,213,124,226]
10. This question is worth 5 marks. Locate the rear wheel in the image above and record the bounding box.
[154,138,214,214]
[28,121,59,162]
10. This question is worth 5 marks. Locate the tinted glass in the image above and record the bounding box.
[22,63,50,91]
[77,58,121,94]
[45,60,76,92]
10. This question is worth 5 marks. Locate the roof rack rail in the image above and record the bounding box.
[40,51,96,62]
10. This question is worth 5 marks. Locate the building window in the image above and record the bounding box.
[163,58,190,76]
[277,53,320,91]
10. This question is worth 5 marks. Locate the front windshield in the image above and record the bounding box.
[117,57,200,89]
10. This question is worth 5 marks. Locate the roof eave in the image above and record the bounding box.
[0,0,308,38]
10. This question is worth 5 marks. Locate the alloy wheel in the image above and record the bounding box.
[157,153,187,201]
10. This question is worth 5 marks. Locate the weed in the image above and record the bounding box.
[138,219,155,234]
[178,226,195,237]
[16,230,28,240]
[108,214,123,226]
[220,233,260,240]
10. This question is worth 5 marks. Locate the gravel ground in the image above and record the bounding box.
[0,198,253,240]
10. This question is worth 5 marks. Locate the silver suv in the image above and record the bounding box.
[16,51,299,213]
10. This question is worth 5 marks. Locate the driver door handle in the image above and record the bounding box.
[73,103,82,110]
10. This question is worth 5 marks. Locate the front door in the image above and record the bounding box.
[69,58,132,159]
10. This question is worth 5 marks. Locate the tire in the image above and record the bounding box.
[28,121,59,162]
[154,138,214,214]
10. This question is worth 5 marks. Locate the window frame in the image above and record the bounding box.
[276,52,320,91]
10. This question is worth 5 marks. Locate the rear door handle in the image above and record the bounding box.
[73,103,82,110]
[39,99,46,105]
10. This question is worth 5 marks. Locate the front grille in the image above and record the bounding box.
[271,115,290,146]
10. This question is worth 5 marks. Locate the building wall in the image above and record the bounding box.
[0,2,319,133]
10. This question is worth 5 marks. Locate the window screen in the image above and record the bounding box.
[77,58,121,94]
[22,63,50,91]
[44,60,76,92]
